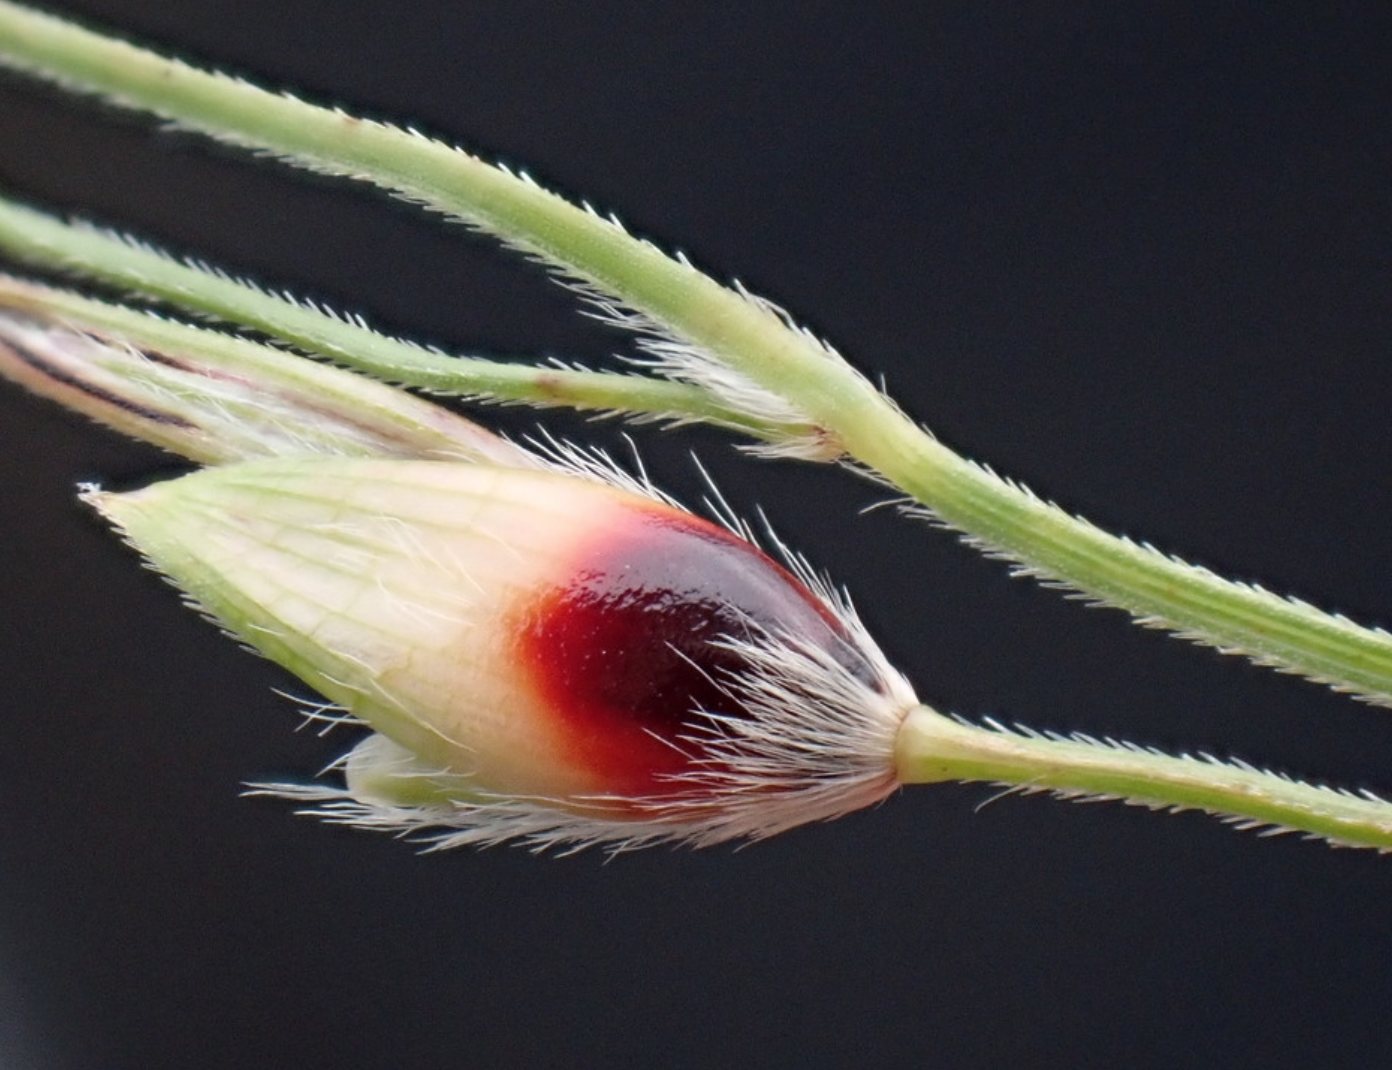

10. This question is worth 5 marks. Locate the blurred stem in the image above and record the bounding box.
[0,275,526,464]
[3,1,1392,707]
[898,705,1392,851]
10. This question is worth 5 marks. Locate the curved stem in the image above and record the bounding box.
[897,705,1392,851]
[2,1,1392,705]
[0,197,780,437]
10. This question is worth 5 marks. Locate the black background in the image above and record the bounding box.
[3,3,1392,1068]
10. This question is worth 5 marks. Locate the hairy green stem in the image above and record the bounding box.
[2,1,1391,706]
[898,705,1392,851]
[0,197,779,436]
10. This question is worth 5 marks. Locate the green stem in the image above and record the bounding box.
[0,196,778,436]
[897,705,1392,851]
[3,1,1392,704]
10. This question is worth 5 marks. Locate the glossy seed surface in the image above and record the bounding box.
[513,502,871,796]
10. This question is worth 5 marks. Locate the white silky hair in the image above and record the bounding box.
[253,612,917,853]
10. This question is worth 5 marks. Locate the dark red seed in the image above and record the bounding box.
[513,504,873,797]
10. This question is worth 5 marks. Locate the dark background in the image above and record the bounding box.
[3,3,1392,1068]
